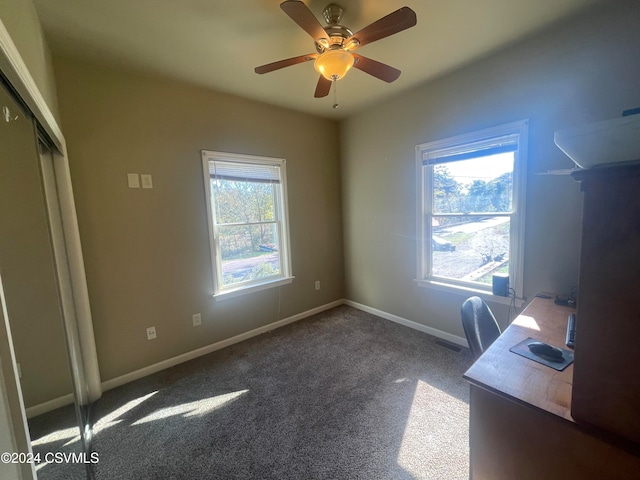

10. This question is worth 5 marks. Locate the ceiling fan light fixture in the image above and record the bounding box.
[316,37,330,50]
[344,38,360,51]
[314,49,354,81]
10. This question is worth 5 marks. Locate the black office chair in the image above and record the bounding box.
[461,296,501,359]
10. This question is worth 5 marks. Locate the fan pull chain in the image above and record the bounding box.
[332,79,339,109]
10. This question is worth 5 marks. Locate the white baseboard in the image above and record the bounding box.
[28,300,341,417]
[344,299,469,348]
[26,393,75,419]
[101,299,344,392]
[27,297,467,417]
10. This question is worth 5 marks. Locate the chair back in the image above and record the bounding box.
[461,296,501,359]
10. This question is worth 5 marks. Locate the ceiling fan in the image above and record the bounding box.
[255,1,417,99]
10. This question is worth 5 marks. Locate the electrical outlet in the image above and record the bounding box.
[146,326,156,340]
[315,280,321,290]
[192,313,202,326]
[141,174,153,189]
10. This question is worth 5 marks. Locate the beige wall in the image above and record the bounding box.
[0,0,59,121]
[53,56,344,382]
[340,0,640,336]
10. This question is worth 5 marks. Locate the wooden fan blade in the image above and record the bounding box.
[280,1,328,44]
[255,53,317,74]
[314,76,332,98]
[352,54,401,83]
[347,7,416,49]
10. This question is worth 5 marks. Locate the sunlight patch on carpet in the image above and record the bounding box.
[93,391,158,434]
[31,426,80,447]
[396,380,469,478]
[132,389,249,425]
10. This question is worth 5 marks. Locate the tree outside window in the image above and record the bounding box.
[202,152,292,297]
[416,121,527,297]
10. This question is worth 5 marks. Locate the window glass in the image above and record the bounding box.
[431,215,510,285]
[202,152,292,297]
[417,121,527,296]
[433,155,514,214]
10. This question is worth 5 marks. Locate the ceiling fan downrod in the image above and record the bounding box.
[322,3,343,25]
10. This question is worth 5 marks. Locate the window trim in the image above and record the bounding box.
[415,120,528,302]
[201,151,293,299]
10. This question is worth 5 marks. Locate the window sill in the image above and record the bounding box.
[213,276,294,301]
[415,279,525,308]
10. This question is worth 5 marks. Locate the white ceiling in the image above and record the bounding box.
[33,0,605,119]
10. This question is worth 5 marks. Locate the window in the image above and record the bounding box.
[416,120,527,299]
[202,151,293,298]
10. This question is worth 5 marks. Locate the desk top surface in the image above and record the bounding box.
[464,296,576,421]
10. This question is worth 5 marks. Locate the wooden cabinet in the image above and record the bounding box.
[571,163,640,447]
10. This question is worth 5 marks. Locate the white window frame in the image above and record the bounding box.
[415,120,528,305]
[202,151,293,299]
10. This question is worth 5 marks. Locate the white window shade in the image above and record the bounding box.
[209,160,281,184]
[423,133,520,165]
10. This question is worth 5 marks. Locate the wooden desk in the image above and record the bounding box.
[464,297,640,479]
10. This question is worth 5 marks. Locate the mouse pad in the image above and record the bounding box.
[509,337,574,371]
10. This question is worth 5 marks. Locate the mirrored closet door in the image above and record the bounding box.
[1,77,92,480]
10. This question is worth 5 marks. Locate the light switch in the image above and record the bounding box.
[141,174,153,189]
[127,173,140,188]
[146,326,156,340]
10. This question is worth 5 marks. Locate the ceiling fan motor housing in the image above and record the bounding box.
[315,25,353,53]
[315,4,353,53]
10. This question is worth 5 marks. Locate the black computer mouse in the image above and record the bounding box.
[527,341,564,361]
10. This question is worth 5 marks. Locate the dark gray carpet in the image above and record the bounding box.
[28,403,89,480]
[32,305,474,479]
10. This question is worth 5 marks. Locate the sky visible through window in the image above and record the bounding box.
[443,152,513,187]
